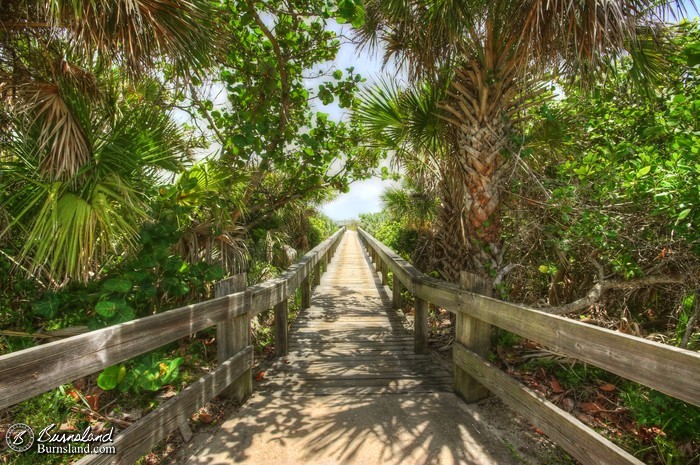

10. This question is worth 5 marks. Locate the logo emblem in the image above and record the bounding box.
[5,423,34,452]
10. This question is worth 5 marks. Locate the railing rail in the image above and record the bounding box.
[358,227,700,465]
[0,226,345,464]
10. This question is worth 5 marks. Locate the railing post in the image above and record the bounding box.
[313,259,321,286]
[392,274,402,310]
[215,273,252,403]
[414,294,429,354]
[275,299,288,356]
[455,271,492,403]
[301,272,311,309]
[381,261,388,286]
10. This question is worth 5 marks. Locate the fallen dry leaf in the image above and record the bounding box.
[522,341,540,350]
[580,402,603,414]
[599,383,616,392]
[255,371,265,381]
[561,397,575,412]
[573,411,595,425]
[67,388,80,401]
[549,379,564,393]
[198,413,213,424]
[59,423,77,432]
[85,394,99,411]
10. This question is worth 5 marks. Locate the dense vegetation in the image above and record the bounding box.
[359,19,700,465]
[0,1,368,463]
[1,0,699,464]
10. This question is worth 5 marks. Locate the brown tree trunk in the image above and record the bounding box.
[440,63,515,282]
[433,172,470,282]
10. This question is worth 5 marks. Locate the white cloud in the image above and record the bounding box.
[321,177,397,220]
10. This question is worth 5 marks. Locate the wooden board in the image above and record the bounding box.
[75,347,253,465]
[457,292,700,407]
[0,292,246,410]
[454,343,642,465]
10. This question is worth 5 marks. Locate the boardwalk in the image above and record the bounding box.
[182,231,520,465]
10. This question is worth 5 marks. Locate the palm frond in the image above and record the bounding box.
[22,82,91,180]
[44,0,218,75]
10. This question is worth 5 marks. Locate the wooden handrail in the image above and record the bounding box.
[357,227,700,407]
[358,227,700,465]
[0,227,344,408]
[0,227,344,465]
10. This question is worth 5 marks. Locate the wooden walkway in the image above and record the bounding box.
[182,231,518,465]
[256,230,452,395]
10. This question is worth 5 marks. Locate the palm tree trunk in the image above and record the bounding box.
[440,65,515,281]
[433,173,470,282]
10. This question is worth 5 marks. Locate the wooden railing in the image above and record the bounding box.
[358,227,700,465]
[0,227,345,465]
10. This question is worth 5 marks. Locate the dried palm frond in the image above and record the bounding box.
[21,82,91,180]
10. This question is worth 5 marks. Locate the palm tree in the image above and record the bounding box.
[1,81,191,284]
[0,1,219,284]
[359,0,684,283]
[381,180,438,232]
[0,0,217,180]
[358,79,470,279]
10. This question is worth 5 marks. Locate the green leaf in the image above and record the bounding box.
[636,166,651,178]
[32,295,60,319]
[111,304,135,323]
[103,278,133,293]
[97,365,122,390]
[95,300,118,317]
[677,208,691,220]
[162,358,185,383]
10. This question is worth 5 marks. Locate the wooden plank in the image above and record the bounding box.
[75,347,253,465]
[0,293,246,410]
[275,299,288,356]
[301,276,311,309]
[392,274,402,310]
[257,376,453,389]
[453,343,642,465]
[414,276,460,311]
[215,274,251,402]
[215,273,247,368]
[313,261,321,286]
[456,291,700,407]
[455,272,491,403]
[261,369,450,379]
[256,385,453,397]
[414,296,429,354]
[248,279,288,315]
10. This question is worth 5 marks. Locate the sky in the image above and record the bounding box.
[317,23,403,221]
[189,8,700,222]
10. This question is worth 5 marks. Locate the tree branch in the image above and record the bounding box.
[187,82,227,148]
[541,260,685,315]
[680,290,699,349]
[243,0,290,156]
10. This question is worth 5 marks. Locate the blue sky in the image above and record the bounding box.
[320,6,700,221]
[317,23,402,221]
